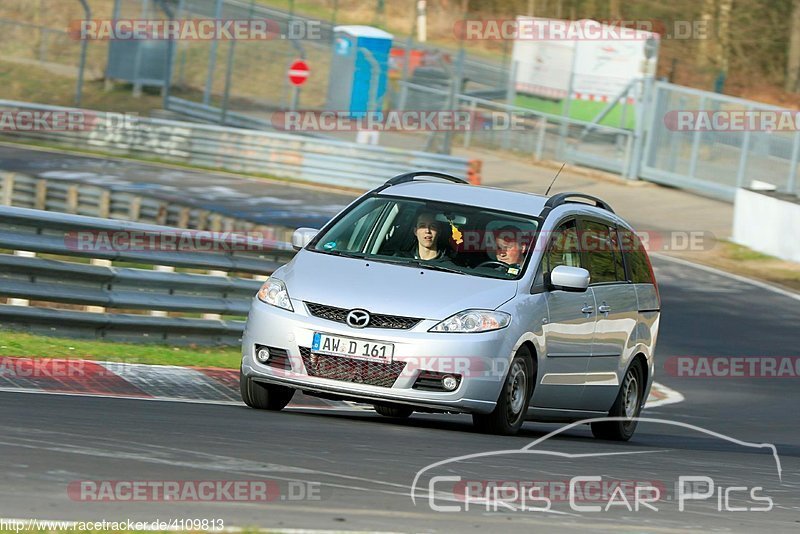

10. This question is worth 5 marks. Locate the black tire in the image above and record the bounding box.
[591,359,644,441]
[373,404,414,418]
[472,347,534,435]
[240,369,295,411]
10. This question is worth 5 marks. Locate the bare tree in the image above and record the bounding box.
[697,0,717,69]
[787,0,800,91]
[717,0,733,73]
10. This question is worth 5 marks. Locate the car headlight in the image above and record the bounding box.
[257,278,293,311]
[429,309,511,333]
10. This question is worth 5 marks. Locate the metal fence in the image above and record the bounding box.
[150,0,512,130]
[397,81,635,176]
[0,100,471,188]
[641,81,800,201]
[0,205,295,345]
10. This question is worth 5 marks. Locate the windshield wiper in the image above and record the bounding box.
[412,261,467,275]
[315,249,366,259]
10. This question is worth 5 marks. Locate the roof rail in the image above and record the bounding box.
[539,192,615,219]
[382,171,470,188]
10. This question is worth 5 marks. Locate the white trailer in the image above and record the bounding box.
[511,17,659,103]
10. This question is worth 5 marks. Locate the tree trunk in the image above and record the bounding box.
[608,0,621,20]
[787,0,800,92]
[696,0,717,69]
[716,0,733,73]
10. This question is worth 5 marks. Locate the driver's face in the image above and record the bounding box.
[415,215,438,250]
[496,237,522,265]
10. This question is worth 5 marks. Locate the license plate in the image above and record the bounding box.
[311,332,394,363]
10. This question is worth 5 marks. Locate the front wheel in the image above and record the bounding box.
[472,348,534,435]
[591,359,644,441]
[240,369,295,411]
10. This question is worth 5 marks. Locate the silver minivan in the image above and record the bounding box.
[240,172,660,438]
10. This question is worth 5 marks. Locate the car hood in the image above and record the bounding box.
[278,251,518,320]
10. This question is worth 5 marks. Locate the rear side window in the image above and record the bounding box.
[581,220,625,284]
[623,231,655,284]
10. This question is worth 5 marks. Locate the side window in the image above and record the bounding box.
[316,199,386,253]
[545,219,582,271]
[623,231,655,284]
[581,220,624,284]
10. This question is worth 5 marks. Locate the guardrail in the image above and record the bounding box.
[0,206,296,345]
[0,171,292,238]
[0,100,471,190]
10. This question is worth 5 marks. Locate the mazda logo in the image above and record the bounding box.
[346,309,370,328]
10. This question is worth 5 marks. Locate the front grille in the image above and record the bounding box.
[305,302,421,330]
[299,347,406,388]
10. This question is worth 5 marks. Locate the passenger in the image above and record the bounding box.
[402,210,447,261]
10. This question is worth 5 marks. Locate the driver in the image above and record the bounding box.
[492,225,528,272]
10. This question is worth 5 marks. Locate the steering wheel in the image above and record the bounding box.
[475,260,507,270]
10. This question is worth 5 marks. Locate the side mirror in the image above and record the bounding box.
[549,265,590,292]
[292,227,318,251]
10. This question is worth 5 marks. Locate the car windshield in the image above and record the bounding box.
[309,195,539,280]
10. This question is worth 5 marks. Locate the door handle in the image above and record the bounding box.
[598,304,611,313]
[581,305,594,314]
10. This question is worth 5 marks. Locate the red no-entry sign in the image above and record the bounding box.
[288,60,310,86]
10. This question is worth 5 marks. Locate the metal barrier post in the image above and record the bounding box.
[150,265,174,317]
[535,118,547,160]
[735,105,753,188]
[86,259,112,313]
[441,48,465,155]
[2,173,15,206]
[75,0,91,106]
[501,61,518,151]
[463,100,477,148]
[8,251,36,307]
[687,95,706,178]
[627,77,653,179]
[787,129,800,195]
[203,0,224,106]
[203,269,228,320]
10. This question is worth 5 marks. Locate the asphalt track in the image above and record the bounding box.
[1,256,798,532]
[1,144,799,531]
[0,144,354,228]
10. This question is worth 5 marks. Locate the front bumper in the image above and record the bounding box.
[241,298,517,414]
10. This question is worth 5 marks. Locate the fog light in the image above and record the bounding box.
[442,375,459,391]
[256,347,271,364]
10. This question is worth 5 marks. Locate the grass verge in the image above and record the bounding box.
[0,330,241,368]
[514,93,637,129]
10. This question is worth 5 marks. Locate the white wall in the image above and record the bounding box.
[732,188,800,263]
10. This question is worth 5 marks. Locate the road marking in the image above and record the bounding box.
[652,253,800,303]
[644,382,685,409]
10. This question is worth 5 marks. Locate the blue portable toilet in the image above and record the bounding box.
[326,25,393,116]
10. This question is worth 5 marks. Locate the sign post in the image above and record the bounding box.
[288,60,309,111]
